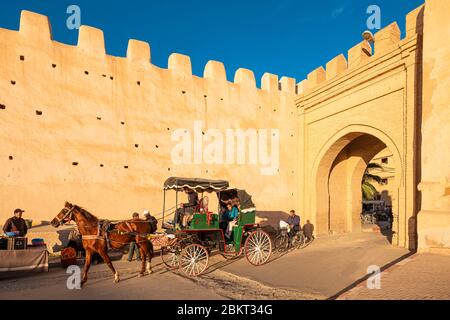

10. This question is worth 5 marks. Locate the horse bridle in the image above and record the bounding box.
[55,206,76,225]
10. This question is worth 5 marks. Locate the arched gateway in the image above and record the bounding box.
[311,128,403,240]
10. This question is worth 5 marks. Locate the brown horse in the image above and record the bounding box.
[51,202,157,286]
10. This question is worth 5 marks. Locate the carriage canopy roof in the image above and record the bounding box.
[236,189,255,211]
[218,189,256,212]
[163,177,230,192]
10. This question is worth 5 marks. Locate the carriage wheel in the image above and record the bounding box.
[179,244,209,277]
[244,230,272,266]
[295,232,308,249]
[274,234,289,252]
[161,245,182,270]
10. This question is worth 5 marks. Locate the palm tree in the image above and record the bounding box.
[361,163,384,200]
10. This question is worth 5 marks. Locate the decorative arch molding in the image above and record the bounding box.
[310,124,403,189]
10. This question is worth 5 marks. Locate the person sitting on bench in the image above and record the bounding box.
[174,187,198,229]
[179,188,199,228]
[222,203,239,239]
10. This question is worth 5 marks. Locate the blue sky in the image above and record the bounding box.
[0,0,424,86]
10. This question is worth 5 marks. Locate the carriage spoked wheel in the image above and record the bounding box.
[161,244,182,269]
[274,233,289,252]
[293,232,307,249]
[179,244,209,277]
[244,230,272,266]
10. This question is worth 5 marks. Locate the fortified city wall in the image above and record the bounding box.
[0,10,299,224]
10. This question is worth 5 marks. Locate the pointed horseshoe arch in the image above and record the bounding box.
[308,124,405,243]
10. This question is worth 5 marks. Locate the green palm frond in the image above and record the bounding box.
[366,163,384,171]
[362,182,378,200]
[361,162,384,200]
[364,174,384,184]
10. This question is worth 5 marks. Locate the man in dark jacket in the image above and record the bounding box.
[303,220,315,243]
[128,212,141,262]
[285,210,300,239]
[174,188,199,229]
[3,208,28,236]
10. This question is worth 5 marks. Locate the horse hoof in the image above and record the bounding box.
[138,273,145,278]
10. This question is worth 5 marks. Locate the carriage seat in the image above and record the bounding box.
[237,210,256,227]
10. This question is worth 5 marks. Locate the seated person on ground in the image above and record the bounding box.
[302,220,314,242]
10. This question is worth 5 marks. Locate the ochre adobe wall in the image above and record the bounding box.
[0,11,298,223]
[417,0,450,252]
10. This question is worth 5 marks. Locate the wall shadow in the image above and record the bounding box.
[327,250,416,300]
[255,210,290,236]
[412,6,424,252]
[52,229,72,253]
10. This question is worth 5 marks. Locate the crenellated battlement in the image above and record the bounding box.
[127,39,151,64]
[13,7,424,98]
[77,25,106,57]
[19,10,52,44]
[296,4,425,95]
[6,10,297,95]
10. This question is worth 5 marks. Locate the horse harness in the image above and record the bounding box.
[58,205,156,247]
[82,221,152,247]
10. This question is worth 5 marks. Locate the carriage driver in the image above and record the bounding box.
[175,187,199,229]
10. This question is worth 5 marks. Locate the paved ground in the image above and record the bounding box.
[0,258,226,300]
[337,253,450,300]
[215,231,410,298]
[2,231,448,300]
[0,231,418,300]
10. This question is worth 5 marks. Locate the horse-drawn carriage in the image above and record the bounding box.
[159,177,272,277]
